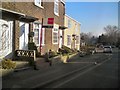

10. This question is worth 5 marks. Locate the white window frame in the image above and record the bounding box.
[52,28,58,44]
[67,35,71,46]
[33,23,45,47]
[76,36,80,45]
[34,0,44,8]
[33,23,40,46]
[41,28,45,46]
[54,0,59,16]
[68,19,71,28]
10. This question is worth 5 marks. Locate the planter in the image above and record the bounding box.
[61,55,69,63]
[0,69,14,77]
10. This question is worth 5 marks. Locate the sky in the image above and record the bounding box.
[65,2,118,36]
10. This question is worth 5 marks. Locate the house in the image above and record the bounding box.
[0,0,65,59]
[63,15,81,50]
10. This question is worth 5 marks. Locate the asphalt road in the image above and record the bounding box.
[40,48,119,88]
[2,48,119,88]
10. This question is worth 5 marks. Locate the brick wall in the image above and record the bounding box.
[2,1,65,55]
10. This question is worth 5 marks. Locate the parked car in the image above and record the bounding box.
[103,46,112,53]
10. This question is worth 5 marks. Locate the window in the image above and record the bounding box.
[76,36,79,44]
[34,0,43,8]
[54,0,59,16]
[67,35,71,45]
[0,19,13,57]
[52,28,58,44]
[75,24,78,31]
[33,23,45,46]
[68,19,71,28]
[34,23,40,46]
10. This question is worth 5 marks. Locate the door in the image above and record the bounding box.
[0,19,13,58]
[19,22,29,50]
[59,30,63,48]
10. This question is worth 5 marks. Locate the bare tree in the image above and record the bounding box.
[104,25,118,45]
[80,32,96,45]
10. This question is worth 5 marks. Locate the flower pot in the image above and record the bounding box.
[61,55,68,63]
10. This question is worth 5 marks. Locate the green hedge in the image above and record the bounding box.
[58,45,74,55]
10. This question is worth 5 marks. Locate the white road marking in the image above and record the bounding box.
[54,57,112,88]
[67,62,96,64]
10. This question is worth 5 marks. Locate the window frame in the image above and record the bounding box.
[67,35,71,46]
[52,28,58,44]
[33,23,45,46]
[54,0,59,16]
[76,36,80,45]
[34,0,44,8]
[68,19,71,28]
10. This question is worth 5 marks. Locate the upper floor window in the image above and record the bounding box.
[34,0,43,8]
[54,0,59,16]
[76,24,78,31]
[68,19,71,28]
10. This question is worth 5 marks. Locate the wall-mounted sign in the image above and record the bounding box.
[47,18,54,24]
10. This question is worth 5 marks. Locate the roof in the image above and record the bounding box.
[65,14,81,25]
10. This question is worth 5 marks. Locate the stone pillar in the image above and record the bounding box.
[12,20,19,59]
[13,20,19,51]
[29,22,33,42]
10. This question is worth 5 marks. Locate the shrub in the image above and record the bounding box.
[60,45,73,54]
[1,59,16,69]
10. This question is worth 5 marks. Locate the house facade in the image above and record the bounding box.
[64,15,81,50]
[0,0,65,59]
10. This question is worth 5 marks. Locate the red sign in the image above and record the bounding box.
[47,18,54,24]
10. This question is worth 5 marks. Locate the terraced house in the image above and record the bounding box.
[0,0,65,59]
[64,15,81,50]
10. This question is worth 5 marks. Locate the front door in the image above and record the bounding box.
[0,19,13,58]
[59,30,63,48]
[19,22,29,50]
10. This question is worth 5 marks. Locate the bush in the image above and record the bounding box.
[59,45,73,54]
[1,59,16,69]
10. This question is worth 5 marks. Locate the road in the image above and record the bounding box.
[2,49,119,88]
[38,48,119,88]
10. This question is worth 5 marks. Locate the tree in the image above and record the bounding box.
[104,25,119,45]
[80,32,97,46]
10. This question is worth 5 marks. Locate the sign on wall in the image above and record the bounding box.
[47,18,54,24]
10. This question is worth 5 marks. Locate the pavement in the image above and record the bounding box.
[2,53,109,88]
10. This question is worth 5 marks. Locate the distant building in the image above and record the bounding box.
[64,15,81,50]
